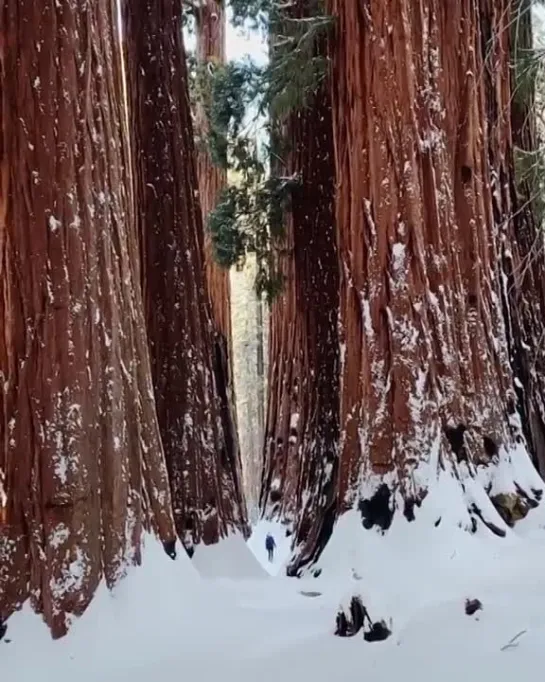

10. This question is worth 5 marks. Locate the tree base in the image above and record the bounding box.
[290,439,545,578]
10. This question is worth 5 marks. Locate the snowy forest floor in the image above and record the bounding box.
[4,516,545,681]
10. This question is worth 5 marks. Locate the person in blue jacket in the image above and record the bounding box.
[265,533,276,562]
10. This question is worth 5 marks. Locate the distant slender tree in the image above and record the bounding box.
[0,0,176,637]
[124,0,249,553]
[194,0,233,348]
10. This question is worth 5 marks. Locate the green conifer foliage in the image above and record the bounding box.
[195,0,333,301]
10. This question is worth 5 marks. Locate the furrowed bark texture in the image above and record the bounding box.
[0,0,176,637]
[124,0,249,551]
[194,0,232,348]
[261,4,340,567]
[326,0,542,527]
[503,0,545,477]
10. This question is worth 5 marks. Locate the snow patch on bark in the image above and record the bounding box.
[47,215,61,232]
[49,546,90,607]
[0,467,6,509]
[48,524,71,549]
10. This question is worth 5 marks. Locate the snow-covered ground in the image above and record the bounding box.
[4,513,545,682]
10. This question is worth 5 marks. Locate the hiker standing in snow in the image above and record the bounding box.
[265,533,276,562]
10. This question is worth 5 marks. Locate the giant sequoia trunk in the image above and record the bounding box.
[194,0,233,348]
[124,0,248,551]
[305,0,545,561]
[261,4,340,567]
[0,0,176,637]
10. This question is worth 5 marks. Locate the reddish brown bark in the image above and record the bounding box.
[194,0,232,347]
[260,5,340,570]
[0,0,176,637]
[124,0,248,552]
[324,0,542,532]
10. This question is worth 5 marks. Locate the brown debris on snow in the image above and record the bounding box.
[491,491,536,527]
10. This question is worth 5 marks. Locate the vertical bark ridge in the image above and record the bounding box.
[124,0,249,552]
[325,0,542,535]
[0,0,176,637]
